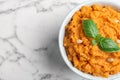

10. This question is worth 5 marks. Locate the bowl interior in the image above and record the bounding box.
[59,0,120,80]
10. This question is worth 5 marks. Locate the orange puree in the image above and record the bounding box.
[64,4,120,77]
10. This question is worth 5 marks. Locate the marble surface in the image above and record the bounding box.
[0,0,118,80]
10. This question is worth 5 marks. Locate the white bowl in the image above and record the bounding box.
[59,0,120,80]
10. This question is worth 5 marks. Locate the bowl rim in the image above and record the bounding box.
[58,0,120,80]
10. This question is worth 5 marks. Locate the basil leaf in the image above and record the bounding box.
[95,34,102,42]
[82,19,99,38]
[92,39,96,45]
[98,37,120,52]
[82,19,120,52]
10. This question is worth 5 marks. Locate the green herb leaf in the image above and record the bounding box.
[92,39,97,45]
[98,37,120,52]
[82,19,120,52]
[82,19,99,38]
[95,34,102,42]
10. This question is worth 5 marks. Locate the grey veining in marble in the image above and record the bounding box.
[0,0,117,80]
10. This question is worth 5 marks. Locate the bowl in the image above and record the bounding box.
[58,0,120,80]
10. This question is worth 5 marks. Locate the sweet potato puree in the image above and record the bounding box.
[64,4,120,77]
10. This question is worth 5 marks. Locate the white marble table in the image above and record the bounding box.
[0,0,118,80]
